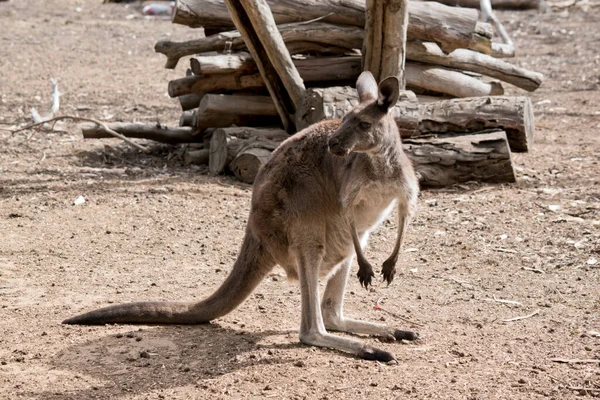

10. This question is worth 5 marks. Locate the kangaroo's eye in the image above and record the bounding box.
[359,121,371,129]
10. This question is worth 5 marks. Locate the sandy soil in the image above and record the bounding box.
[0,1,599,399]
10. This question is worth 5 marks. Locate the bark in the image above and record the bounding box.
[199,94,278,115]
[172,0,489,52]
[81,122,201,144]
[195,111,282,130]
[179,110,197,127]
[404,130,516,188]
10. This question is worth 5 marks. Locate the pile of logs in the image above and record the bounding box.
[84,0,543,188]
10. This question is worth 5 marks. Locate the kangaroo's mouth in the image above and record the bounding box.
[328,137,351,156]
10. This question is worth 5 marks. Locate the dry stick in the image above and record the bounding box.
[12,116,150,153]
[374,297,424,328]
[502,309,540,322]
[549,358,600,364]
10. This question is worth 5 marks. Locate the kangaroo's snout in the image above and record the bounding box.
[328,136,350,156]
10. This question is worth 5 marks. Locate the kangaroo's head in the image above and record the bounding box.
[328,71,400,157]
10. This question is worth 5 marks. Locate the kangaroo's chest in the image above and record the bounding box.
[352,183,399,233]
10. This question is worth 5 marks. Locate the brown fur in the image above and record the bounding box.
[63,72,419,362]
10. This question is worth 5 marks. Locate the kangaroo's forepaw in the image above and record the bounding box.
[381,258,397,285]
[394,329,419,341]
[360,347,395,362]
[357,263,375,289]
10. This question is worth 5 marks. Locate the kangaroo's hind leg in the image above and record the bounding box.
[321,255,418,341]
[293,241,395,361]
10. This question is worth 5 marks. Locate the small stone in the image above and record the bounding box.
[294,360,306,367]
[518,378,527,384]
[263,385,272,391]
[116,333,123,338]
[182,367,191,372]
[139,351,150,358]
[135,337,142,342]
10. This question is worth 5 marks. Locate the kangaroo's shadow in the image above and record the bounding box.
[34,324,299,399]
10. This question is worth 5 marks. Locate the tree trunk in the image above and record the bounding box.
[172,0,490,53]
[178,93,205,111]
[405,130,516,188]
[81,122,201,144]
[184,148,210,165]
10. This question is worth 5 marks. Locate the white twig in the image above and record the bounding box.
[484,296,522,306]
[480,0,515,58]
[30,78,62,127]
[502,309,540,322]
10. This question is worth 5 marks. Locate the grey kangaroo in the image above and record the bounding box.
[64,71,420,362]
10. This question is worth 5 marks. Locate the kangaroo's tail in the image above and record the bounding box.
[63,234,274,325]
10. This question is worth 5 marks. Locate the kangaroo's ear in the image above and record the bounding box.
[356,71,378,103]
[377,76,400,113]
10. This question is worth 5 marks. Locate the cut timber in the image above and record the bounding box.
[406,42,542,91]
[224,0,308,132]
[178,93,204,111]
[363,0,410,84]
[404,130,516,188]
[172,0,490,53]
[209,127,285,175]
[175,55,505,98]
[81,122,200,144]
[184,148,210,165]
[406,63,504,98]
[180,110,196,127]
[195,111,282,131]
[190,52,255,75]
[199,94,278,116]
[230,147,273,184]
[418,96,534,152]
[155,22,363,69]
[433,0,542,9]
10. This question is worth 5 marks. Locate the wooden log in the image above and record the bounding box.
[417,96,534,152]
[81,122,201,144]
[172,0,489,54]
[180,110,197,127]
[184,148,210,165]
[209,127,285,175]
[363,0,410,85]
[199,94,278,116]
[178,93,204,111]
[155,22,363,69]
[406,63,504,98]
[174,56,504,98]
[224,0,308,132]
[195,111,282,130]
[432,0,542,9]
[191,52,255,75]
[230,147,273,183]
[405,42,542,91]
[404,130,516,188]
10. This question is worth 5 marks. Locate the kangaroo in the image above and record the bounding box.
[63,71,420,362]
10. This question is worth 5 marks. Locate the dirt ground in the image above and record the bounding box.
[0,1,599,399]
